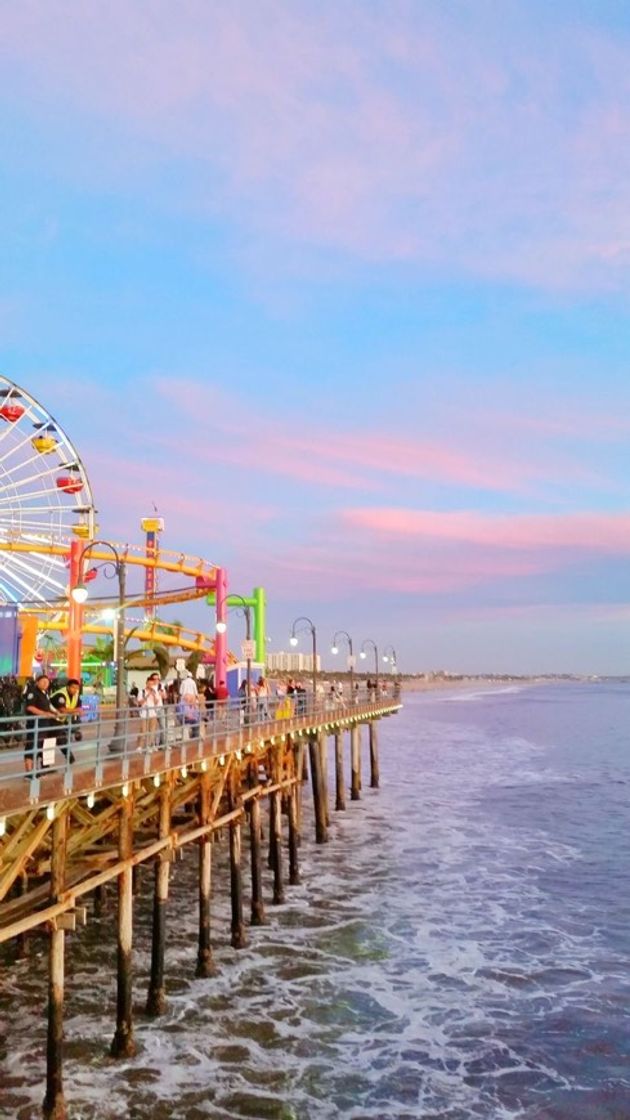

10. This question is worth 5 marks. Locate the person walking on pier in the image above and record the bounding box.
[256,676,270,719]
[23,675,63,774]
[147,672,166,746]
[138,675,161,751]
[180,670,198,701]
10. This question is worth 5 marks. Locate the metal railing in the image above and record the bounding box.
[0,685,401,808]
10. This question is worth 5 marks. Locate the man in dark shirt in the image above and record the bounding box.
[23,675,62,774]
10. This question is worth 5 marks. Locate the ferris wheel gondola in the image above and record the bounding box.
[0,374,96,604]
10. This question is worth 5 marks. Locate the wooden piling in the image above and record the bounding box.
[369,720,380,789]
[146,781,172,1016]
[320,733,330,826]
[110,791,137,1058]
[270,789,285,904]
[249,793,265,926]
[288,785,300,886]
[228,777,247,949]
[294,737,305,834]
[309,734,328,843]
[334,731,345,812]
[196,772,215,977]
[350,725,361,801]
[93,884,105,918]
[43,810,68,1120]
[15,872,29,960]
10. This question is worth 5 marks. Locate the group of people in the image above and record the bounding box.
[129,671,234,750]
[23,675,83,773]
[238,675,272,719]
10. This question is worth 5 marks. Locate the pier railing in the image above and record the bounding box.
[0,688,401,816]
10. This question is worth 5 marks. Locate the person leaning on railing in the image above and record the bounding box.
[23,675,64,775]
[50,678,83,764]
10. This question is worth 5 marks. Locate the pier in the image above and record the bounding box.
[0,694,400,1119]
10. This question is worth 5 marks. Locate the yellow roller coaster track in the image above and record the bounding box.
[0,538,222,656]
[0,538,217,581]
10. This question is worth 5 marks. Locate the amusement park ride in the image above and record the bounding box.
[0,374,265,685]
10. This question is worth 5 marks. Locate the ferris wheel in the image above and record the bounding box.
[0,374,96,604]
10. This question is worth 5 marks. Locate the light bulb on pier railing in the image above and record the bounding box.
[289,635,298,647]
[71,583,89,604]
[215,621,227,634]
[101,608,116,622]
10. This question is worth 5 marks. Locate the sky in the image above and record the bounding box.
[1,0,630,675]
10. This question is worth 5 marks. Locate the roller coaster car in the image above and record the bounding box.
[31,435,58,453]
[56,475,83,494]
[72,523,91,539]
[0,403,25,422]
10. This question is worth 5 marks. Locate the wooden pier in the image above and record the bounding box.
[0,697,400,1119]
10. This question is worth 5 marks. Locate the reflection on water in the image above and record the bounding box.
[2,683,630,1118]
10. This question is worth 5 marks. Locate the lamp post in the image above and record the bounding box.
[71,540,126,746]
[229,594,253,705]
[331,629,354,699]
[359,638,379,692]
[382,645,398,673]
[290,616,318,708]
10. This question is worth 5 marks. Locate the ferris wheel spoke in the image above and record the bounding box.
[0,504,75,518]
[0,461,85,497]
[0,517,74,535]
[8,553,67,594]
[0,562,51,602]
[0,485,74,507]
[0,412,41,466]
[0,577,19,604]
[0,448,79,484]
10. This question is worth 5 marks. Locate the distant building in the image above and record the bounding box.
[267,651,321,673]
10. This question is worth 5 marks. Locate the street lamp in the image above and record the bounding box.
[359,638,380,691]
[290,616,318,705]
[382,645,398,672]
[227,594,253,705]
[331,629,355,699]
[71,540,126,747]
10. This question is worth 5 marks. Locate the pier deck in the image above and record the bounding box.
[0,694,400,1118]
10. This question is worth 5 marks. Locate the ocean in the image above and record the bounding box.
[2,682,630,1119]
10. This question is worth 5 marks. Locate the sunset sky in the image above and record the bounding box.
[2,1,630,673]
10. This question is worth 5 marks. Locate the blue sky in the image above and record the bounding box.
[1,1,630,673]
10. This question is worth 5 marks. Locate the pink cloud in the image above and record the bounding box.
[151,377,554,495]
[343,508,630,554]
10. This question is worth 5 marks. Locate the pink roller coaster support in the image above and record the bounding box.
[214,566,228,690]
[67,539,84,680]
